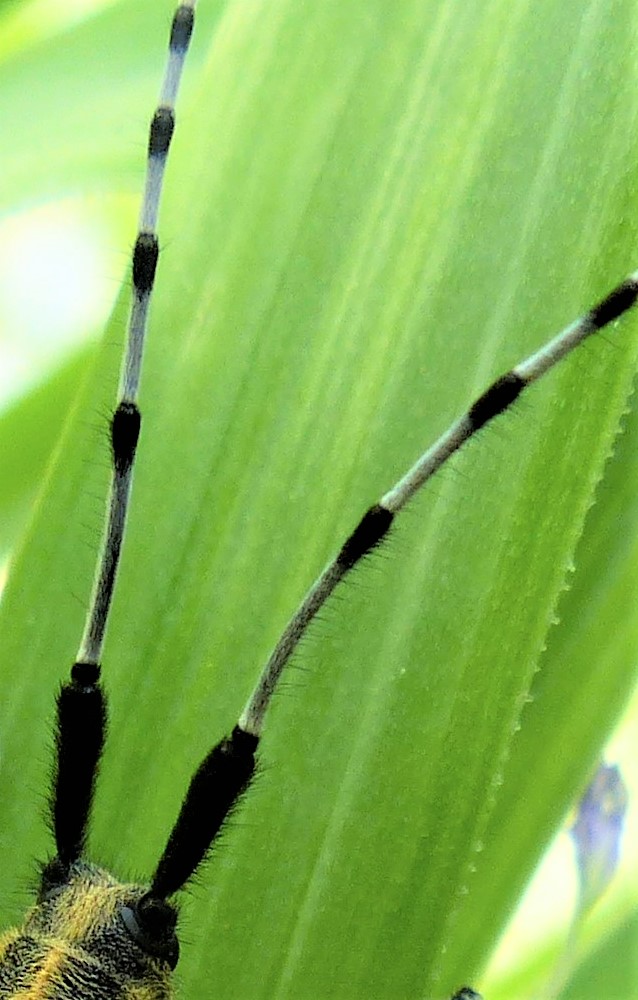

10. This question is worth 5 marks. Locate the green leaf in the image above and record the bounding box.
[0,2,637,999]
[560,907,638,1000]
[0,0,224,213]
[0,347,93,555]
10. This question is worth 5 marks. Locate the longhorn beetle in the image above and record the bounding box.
[0,1,637,997]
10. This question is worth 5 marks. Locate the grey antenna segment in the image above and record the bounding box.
[76,1,197,668]
[239,273,638,736]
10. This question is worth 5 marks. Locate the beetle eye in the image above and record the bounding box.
[120,896,179,970]
[38,858,69,899]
